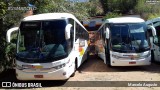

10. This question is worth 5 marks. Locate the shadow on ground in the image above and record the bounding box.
[78,55,160,73]
[0,55,160,89]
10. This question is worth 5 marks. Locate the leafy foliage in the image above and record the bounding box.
[147,13,160,20]
[32,0,103,20]
[101,0,136,14]
[0,0,24,72]
[134,0,160,20]
[104,12,122,19]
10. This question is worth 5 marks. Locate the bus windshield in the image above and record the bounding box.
[110,23,150,53]
[17,20,68,63]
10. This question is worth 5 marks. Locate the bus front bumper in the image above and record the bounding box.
[110,56,151,66]
[16,67,72,80]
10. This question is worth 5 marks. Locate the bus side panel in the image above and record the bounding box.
[74,20,89,68]
[74,39,88,68]
[95,29,106,63]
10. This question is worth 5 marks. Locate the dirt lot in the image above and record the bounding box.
[0,55,160,90]
[38,55,160,90]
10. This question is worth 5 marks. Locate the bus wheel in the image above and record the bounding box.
[106,58,111,67]
[107,59,112,67]
[86,51,90,61]
[107,63,112,67]
[151,50,155,63]
[106,52,112,67]
[71,59,77,77]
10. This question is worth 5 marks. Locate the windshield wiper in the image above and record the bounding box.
[131,34,140,48]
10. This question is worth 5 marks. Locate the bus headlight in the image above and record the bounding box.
[112,54,120,59]
[16,65,23,70]
[54,59,70,69]
[54,63,66,69]
[143,52,151,58]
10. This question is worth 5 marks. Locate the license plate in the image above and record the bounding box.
[129,62,136,64]
[34,75,43,78]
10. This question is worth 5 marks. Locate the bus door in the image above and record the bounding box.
[153,22,160,61]
[153,36,160,61]
[153,44,160,61]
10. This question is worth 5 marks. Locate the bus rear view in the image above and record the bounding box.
[97,17,152,66]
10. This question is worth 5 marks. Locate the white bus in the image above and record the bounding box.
[146,17,160,62]
[7,13,89,80]
[96,17,156,66]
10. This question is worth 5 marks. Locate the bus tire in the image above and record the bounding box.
[86,51,90,61]
[107,63,112,67]
[106,58,112,67]
[105,50,112,67]
[151,50,155,63]
[107,59,112,67]
[71,59,77,77]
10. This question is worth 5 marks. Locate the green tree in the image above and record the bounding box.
[104,12,122,19]
[100,0,136,14]
[134,0,160,20]
[0,0,25,72]
[87,0,103,16]
[31,0,103,20]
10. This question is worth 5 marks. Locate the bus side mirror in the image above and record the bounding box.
[153,36,158,44]
[65,24,72,40]
[106,28,110,39]
[149,25,157,36]
[6,27,19,43]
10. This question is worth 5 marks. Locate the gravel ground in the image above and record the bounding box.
[38,55,160,90]
[0,55,160,90]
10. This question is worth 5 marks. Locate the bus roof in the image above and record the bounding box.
[22,13,88,32]
[146,17,160,25]
[23,13,77,21]
[105,17,145,23]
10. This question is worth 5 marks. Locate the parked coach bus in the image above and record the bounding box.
[146,17,160,62]
[96,17,156,66]
[6,13,89,80]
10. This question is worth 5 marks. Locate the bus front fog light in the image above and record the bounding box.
[63,72,66,75]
